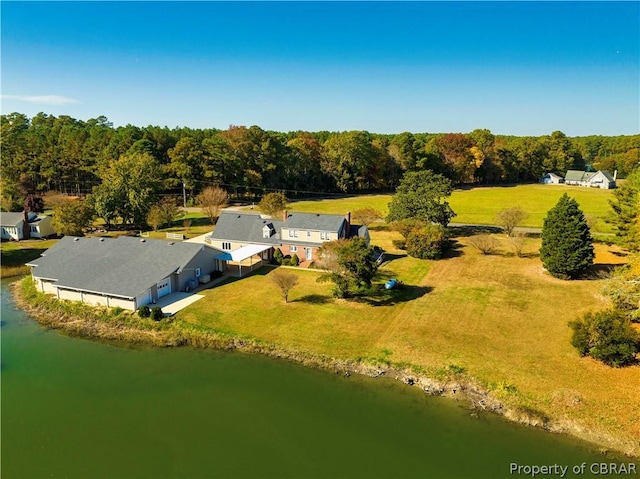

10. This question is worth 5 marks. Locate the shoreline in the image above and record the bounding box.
[10,278,639,459]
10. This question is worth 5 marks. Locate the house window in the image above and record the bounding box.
[195,268,201,277]
[288,230,293,238]
[294,230,298,238]
[290,245,298,253]
[307,231,311,238]
[321,232,327,240]
[222,242,231,250]
[31,226,38,233]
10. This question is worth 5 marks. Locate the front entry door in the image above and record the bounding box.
[305,248,312,261]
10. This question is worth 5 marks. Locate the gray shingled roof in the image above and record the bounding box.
[0,212,46,226]
[28,236,205,298]
[599,170,616,182]
[0,212,25,226]
[283,212,347,231]
[211,213,283,245]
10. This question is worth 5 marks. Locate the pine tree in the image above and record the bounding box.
[540,193,594,279]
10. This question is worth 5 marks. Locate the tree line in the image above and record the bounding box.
[2,112,639,211]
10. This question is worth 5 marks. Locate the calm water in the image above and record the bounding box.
[0,279,622,478]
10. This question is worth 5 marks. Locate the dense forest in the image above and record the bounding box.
[2,112,639,210]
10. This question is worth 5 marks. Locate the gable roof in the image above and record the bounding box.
[0,212,46,226]
[598,170,616,182]
[565,170,615,184]
[28,236,206,299]
[0,212,25,226]
[211,213,283,245]
[282,212,346,232]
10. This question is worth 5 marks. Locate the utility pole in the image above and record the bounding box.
[182,180,187,208]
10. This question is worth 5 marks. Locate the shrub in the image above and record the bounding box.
[510,232,527,258]
[273,248,284,265]
[495,206,528,237]
[468,234,500,255]
[290,254,300,266]
[138,305,151,318]
[569,309,639,367]
[392,239,406,250]
[151,306,164,321]
[406,224,448,260]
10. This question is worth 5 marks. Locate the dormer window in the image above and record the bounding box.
[262,224,273,239]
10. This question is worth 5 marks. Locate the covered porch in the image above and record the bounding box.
[214,244,272,277]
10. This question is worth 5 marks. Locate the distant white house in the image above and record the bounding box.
[540,172,564,184]
[0,212,54,241]
[564,170,617,189]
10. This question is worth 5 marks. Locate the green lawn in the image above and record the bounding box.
[288,184,616,233]
[177,232,639,455]
[0,239,59,278]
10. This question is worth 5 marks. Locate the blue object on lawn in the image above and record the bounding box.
[385,278,397,290]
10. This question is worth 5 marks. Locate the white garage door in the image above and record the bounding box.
[157,278,172,298]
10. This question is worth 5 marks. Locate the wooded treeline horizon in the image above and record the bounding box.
[2,112,639,206]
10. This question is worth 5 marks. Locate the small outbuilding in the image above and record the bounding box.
[27,236,223,310]
[540,172,564,184]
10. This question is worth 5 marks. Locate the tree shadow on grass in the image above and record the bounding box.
[581,264,620,280]
[294,294,333,305]
[449,225,503,237]
[1,246,49,267]
[355,285,433,307]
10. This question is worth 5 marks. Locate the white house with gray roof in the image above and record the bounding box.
[564,170,617,189]
[1,211,54,241]
[206,210,369,268]
[28,236,223,310]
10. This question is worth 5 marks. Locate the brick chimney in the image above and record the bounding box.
[282,210,288,222]
[345,212,351,235]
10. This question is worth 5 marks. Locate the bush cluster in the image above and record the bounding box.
[569,309,639,367]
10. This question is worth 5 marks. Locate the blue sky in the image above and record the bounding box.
[1,2,638,135]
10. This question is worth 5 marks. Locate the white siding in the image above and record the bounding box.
[108,297,136,310]
[136,290,152,308]
[58,289,83,302]
[82,293,109,307]
[41,280,58,294]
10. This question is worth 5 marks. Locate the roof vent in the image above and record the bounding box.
[168,242,174,245]
[99,238,105,242]
[237,215,241,218]
[73,237,80,242]
[140,239,146,243]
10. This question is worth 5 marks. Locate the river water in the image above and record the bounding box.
[1,279,620,478]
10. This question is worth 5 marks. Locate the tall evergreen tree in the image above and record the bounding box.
[540,193,594,279]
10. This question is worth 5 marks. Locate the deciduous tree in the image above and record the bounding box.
[197,186,228,225]
[387,170,455,227]
[51,199,95,236]
[495,206,529,237]
[270,269,299,303]
[352,207,382,227]
[258,192,288,218]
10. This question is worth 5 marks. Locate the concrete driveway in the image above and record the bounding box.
[154,292,205,315]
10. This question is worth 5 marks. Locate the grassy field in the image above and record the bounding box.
[178,229,639,455]
[289,184,616,233]
[0,239,59,278]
